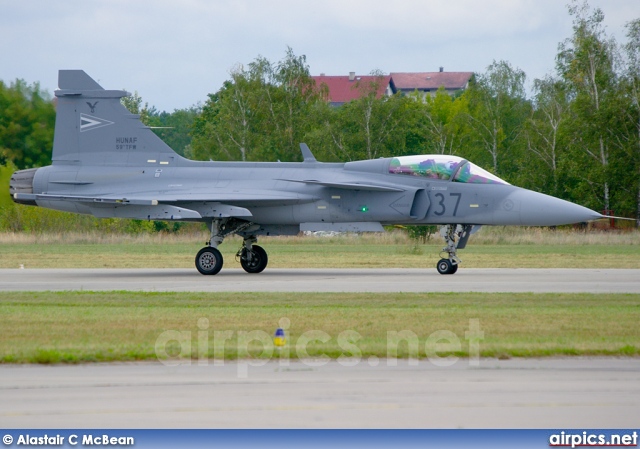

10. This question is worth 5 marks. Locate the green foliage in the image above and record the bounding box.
[191,47,320,162]
[405,225,438,243]
[623,19,640,225]
[1,202,96,233]
[556,0,620,212]
[320,89,408,161]
[463,60,531,178]
[121,90,151,123]
[3,1,640,231]
[0,162,16,210]
[0,80,54,169]
[403,86,471,157]
[121,91,198,157]
[521,76,569,196]
[147,108,199,157]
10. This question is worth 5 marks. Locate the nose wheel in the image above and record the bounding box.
[436,258,458,275]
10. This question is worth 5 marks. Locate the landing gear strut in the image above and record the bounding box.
[195,218,268,275]
[436,224,472,275]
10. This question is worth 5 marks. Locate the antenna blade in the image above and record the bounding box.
[300,143,317,163]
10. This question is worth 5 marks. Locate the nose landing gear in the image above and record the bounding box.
[436,257,458,275]
[436,224,473,275]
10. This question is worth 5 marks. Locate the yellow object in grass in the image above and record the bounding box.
[274,328,286,347]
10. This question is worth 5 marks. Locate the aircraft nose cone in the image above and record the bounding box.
[510,189,602,226]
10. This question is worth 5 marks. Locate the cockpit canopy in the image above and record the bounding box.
[388,155,509,185]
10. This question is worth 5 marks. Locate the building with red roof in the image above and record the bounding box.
[312,69,473,106]
[390,69,474,97]
[311,72,392,107]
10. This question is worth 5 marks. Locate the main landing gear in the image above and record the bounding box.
[195,246,224,275]
[436,224,473,275]
[195,218,268,275]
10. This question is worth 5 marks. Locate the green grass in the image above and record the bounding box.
[1,291,639,363]
[1,228,638,363]
[1,228,639,269]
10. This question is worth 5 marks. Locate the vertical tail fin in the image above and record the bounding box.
[53,70,178,165]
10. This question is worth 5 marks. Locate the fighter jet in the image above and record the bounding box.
[10,70,607,275]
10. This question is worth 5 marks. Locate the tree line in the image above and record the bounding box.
[1,1,639,226]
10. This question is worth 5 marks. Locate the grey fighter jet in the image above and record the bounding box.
[10,70,606,275]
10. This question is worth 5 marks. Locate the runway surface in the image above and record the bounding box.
[1,268,639,292]
[1,358,638,428]
[2,270,638,429]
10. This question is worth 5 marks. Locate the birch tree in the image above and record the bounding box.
[556,0,618,211]
[524,76,570,196]
[623,18,640,225]
[464,60,529,177]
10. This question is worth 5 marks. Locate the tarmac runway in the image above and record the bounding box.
[1,267,639,293]
[1,358,638,428]
[2,269,638,429]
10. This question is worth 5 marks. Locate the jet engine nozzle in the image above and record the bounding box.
[9,168,39,206]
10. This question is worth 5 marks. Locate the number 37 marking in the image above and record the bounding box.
[433,192,462,216]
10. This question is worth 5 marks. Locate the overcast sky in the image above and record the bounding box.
[1,0,638,112]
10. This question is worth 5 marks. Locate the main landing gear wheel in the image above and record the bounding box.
[436,258,458,275]
[195,247,224,275]
[240,245,268,274]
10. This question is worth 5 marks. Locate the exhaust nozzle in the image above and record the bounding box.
[9,168,39,206]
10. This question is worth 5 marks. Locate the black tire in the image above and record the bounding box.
[240,245,268,274]
[437,258,455,275]
[195,247,224,275]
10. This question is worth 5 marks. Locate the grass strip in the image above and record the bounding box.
[2,229,639,269]
[1,241,640,269]
[1,291,638,363]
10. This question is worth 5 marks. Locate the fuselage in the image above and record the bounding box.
[16,154,601,233]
